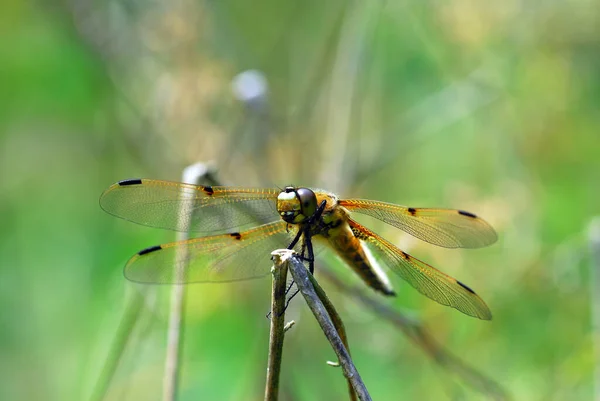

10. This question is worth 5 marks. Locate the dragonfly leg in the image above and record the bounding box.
[281,232,315,312]
[280,231,317,314]
[304,230,315,275]
[287,228,303,250]
[310,200,327,222]
[268,230,305,319]
[287,199,325,252]
[271,201,323,317]
[283,287,300,311]
[266,280,300,319]
[296,228,314,263]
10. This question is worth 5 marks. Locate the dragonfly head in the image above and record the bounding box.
[277,187,317,224]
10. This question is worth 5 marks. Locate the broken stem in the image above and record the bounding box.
[285,251,371,401]
[264,250,291,401]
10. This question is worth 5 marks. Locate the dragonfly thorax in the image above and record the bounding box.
[277,187,318,224]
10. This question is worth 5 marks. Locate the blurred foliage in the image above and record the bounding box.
[1,0,599,400]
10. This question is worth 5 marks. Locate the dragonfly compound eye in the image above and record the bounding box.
[296,187,317,219]
[277,187,317,223]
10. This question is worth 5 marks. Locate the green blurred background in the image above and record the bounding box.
[1,1,599,400]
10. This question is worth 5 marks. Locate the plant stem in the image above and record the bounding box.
[264,250,291,401]
[285,251,371,401]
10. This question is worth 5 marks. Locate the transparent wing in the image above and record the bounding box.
[339,199,497,248]
[349,219,491,320]
[124,221,301,283]
[100,179,281,233]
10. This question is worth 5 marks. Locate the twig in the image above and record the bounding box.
[319,268,509,401]
[284,251,372,401]
[163,163,218,401]
[308,266,357,401]
[265,250,292,401]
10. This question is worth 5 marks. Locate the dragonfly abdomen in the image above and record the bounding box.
[328,222,395,296]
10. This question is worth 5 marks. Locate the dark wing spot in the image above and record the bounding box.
[458,210,477,218]
[400,251,409,260]
[138,245,162,256]
[457,280,476,294]
[351,227,365,239]
[407,207,417,216]
[203,186,214,196]
[230,232,242,240]
[118,178,142,186]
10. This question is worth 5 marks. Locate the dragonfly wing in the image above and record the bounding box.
[340,199,497,248]
[348,219,492,320]
[125,221,300,283]
[100,179,281,233]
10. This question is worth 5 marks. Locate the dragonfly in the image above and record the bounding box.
[100,179,497,319]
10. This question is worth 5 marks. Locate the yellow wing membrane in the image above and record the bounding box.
[100,179,281,233]
[348,219,492,320]
[125,221,299,283]
[340,199,497,249]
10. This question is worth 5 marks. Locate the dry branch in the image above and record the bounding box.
[264,251,291,401]
[283,250,372,401]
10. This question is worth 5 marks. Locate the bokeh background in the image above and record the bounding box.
[2,1,599,400]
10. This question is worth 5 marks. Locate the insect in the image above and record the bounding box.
[100,179,497,319]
